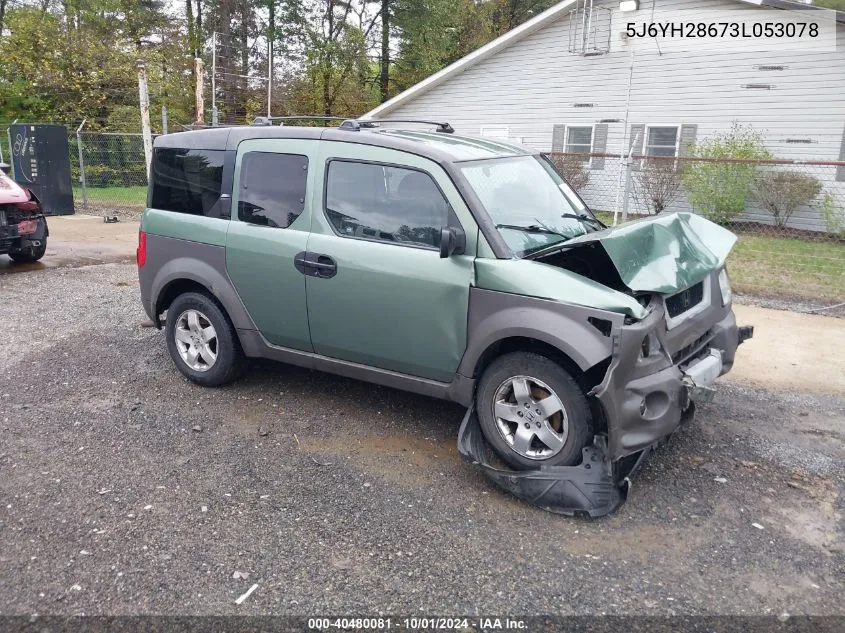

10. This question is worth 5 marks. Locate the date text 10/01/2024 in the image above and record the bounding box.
[307,617,528,630]
[625,21,819,39]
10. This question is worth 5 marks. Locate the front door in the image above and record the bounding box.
[304,142,477,383]
[226,138,318,351]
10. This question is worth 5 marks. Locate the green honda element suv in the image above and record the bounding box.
[138,118,750,471]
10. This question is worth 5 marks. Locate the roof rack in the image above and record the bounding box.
[340,118,455,134]
[251,115,349,127]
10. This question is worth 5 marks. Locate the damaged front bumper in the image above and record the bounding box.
[0,214,48,255]
[457,404,696,517]
[458,275,753,517]
[593,279,748,460]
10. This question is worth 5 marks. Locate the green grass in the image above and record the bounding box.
[593,211,845,301]
[73,186,147,208]
[728,233,845,301]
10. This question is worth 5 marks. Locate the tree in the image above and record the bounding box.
[681,122,771,224]
[379,0,389,102]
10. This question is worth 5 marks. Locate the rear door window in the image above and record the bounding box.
[238,152,309,228]
[150,148,225,217]
[324,160,450,249]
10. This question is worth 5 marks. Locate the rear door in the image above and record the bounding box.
[225,139,318,351]
[304,141,478,383]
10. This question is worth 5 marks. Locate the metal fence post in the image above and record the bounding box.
[162,106,168,135]
[76,119,88,210]
[620,156,634,223]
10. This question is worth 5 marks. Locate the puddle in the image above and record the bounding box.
[0,240,134,274]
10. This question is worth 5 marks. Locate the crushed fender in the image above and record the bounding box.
[457,407,649,518]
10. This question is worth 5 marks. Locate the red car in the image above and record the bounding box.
[0,165,48,263]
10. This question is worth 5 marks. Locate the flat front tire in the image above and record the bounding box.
[165,292,246,387]
[475,352,593,470]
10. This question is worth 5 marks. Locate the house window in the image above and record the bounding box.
[565,126,593,161]
[645,126,680,157]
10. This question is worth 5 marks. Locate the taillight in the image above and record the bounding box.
[137,230,147,268]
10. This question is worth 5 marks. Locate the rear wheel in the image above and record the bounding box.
[9,238,47,263]
[165,292,246,387]
[475,352,593,470]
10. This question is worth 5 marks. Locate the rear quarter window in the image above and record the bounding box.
[150,148,225,217]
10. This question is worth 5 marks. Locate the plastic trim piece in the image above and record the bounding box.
[457,406,629,518]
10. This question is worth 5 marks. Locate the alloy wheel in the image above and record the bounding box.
[174,309,218,372]
[492,375,569,460]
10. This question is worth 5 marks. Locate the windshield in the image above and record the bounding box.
[460,155,599,256]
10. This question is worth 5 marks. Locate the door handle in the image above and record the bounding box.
[310,254,337,279]
[293,252,337,279]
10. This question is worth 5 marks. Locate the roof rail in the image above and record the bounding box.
[341,118,455,134]
[251,115,349,127]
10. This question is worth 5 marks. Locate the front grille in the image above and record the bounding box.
[672,328,713,366]
[665,281,704,318]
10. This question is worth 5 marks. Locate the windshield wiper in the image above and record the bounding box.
[561,213,605,230]
[495,223,571,240]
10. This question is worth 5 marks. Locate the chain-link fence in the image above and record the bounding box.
[71,131,152,220]
[548,151,845,311]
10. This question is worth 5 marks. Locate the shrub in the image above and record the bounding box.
[821,192,845,237]
[633,159,681,214]
[549,153,590,192]
[753,170,822,228]
[681,122,771,224]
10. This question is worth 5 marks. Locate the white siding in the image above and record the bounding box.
[381,0,845,231]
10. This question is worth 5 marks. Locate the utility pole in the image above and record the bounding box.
[162,106,168,135]
[195,56,205,125]
[267,38,272,117]
[137,61,153,180]
[211,32,218,126]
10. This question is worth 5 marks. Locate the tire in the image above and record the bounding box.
[9,238,47,263]
[475,352,593,470]
[164,292,246,387]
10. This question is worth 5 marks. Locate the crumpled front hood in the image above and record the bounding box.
[563,212,736,294]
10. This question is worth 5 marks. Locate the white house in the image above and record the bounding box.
[366,0,845,230]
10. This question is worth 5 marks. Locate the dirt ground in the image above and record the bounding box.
[0,215,842,617]
[0,214,137,274]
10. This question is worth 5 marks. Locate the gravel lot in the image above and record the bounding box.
[0,262,842,616]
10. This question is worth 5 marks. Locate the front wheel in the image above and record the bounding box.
[9,238,47,263]
[164,292,246,387]
[475,352,593,470]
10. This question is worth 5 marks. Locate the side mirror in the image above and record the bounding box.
[439,226,466,258]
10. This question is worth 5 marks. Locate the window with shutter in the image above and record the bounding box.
[565,126,593,164]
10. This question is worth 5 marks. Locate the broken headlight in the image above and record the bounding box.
[718,268,732,306]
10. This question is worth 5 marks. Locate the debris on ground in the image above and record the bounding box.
[234,583,259,605]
